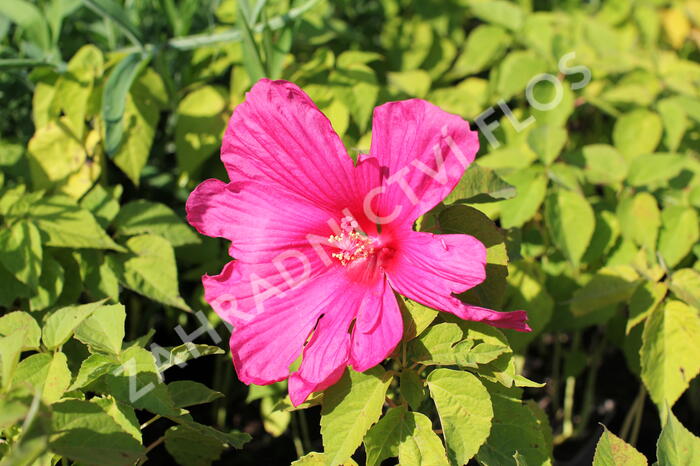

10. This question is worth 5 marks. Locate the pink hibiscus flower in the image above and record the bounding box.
[186,79,529,406]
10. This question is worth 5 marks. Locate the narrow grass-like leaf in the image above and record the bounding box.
[83,0,143,47]
[102,52,150,156]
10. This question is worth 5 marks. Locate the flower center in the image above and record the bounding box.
[328,216,377,266]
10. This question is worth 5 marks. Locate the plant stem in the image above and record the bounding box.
[140,415,161,430]
[574,331,606,437]
[290,409,305,459]
[620,385,646,442]
[562,375,576,439]
[550,334,562,421]
[136,436,165,465]
[297,410,312,454]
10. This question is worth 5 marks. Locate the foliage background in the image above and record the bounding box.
[1,0,700,464]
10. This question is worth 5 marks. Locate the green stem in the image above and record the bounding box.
[575,333,606,437]
[550,334,562,421]
[136,436,166,465]
[297,409,312,454]
[290,409,305,459]
[140,415,161,430]
[561,375,576,439]
[629,392,644,447]
[620,385,646,442]
[0,58,60,70]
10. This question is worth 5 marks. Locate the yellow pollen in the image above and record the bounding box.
[328,230,375,266]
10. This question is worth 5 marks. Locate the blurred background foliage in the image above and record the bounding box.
[1,0,700,464]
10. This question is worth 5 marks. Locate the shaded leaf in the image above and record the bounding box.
[321,367,391,465]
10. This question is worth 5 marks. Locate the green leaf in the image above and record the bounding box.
[108,234,191,310]
[292,452,358,465]
[476,384,553,466]
[444,164,516,204]
[570,266,640,316]
[657,98,688,152]
[83,0,143,47]
[626,153,686,187]
[408,322,504,368]
[0,220,42,289]
[641,300,700,410]
[164,424,229,466]
[0,331,26,391]
[92,396,142,442]
[261,395,291,437]
[627,281,667,334]
[330,63,378,132]
[0,311,41,351]
[449,25,511,78]
[321,367,392,465]
[154,344,224,372]
[500,167,548,228]
[612,109,663,159]
[438,205,509,309]
[364,406,449,466]
[387,70,432,98]
[583,144,628,185]
[14,352,71,404]
[593,425,647,466]
[658,207,699,269]
[503,262,554,351]
[494,50,548,101]
[165,422,251,466]
[102,52,150,156]
[400,297,439,341]
[114,200,199,246]
[75,304,126,355]
[617,192,660,252]
[76,250,120,301]
[467,0,524,31]
[168,380,223,408]
[528,126,567,166]
[175,85,228,175]
[51,45,104,138]
[42,301,105,350]
[0,0,51,51]
[27,124,103,199]
[427,368,493,465]
[656,410,700,466]
[68,353,119,391]
[112,68,165,185]
[80,184,122,229]
[50,399,145,465]
[428,78,489,120]
[544,189,595,267]
[670,269,700,310]
[106,345,179,416]
[399,370,425,411]
[29,195,124,250]
[0,265,31,309]
[29,253,65,310]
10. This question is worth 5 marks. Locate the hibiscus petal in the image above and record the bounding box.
[203,256,322,327]
[295,288,360,384]
[186,179,239,241]
[187,178,339,267]
[385,230,530,331]
[287,279,398,406]
[368,99,479,226]
[223,79,363,212]
[230,268,356,385]
[350,279,403,372]
[288,365,345,407]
